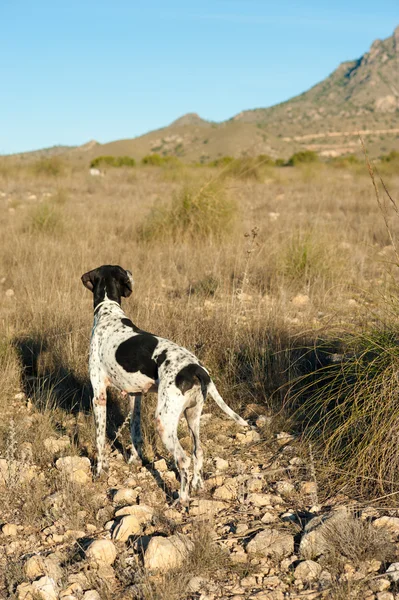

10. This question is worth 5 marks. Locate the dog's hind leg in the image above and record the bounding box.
[128,393,143,465]
[155,390,191,506]
[185,393,204,492]
[92,381,108,476]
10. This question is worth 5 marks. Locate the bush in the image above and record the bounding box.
[31,157,65,177]
[380,150,399,163]
[208,156,234,168]
[90,155,136,168]
[291,326,399,496]
[287,150,319,166]
[223,155,274,181]
[141,154,181,167]
[26,202,62,234]
[137,180,236,242]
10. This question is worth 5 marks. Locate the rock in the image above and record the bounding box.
[373,516,399,535]
[236,429,260,444]
[144,534,193,571]
[247,493,273,507]
[0,459,35,487]
[89,168,101,176]
[83,592,101,600]
[300,481,318,495]
[113,488,138,505]
[299,511,348,559]
[276,432,295,446]
[292,294,309,306]
[190,499,228,517]
[275,481,295,497]
[43,436,70,455]
[154,458,168,471]
[213,478,237,501]
[214,457,229,472]
[369,578,391,592]
[376,593,394,600]
[294,560,322,582]
[31,576,58,600]
[114,504,154,523]
[17,582,34,600]
[2,523,18,536]
[55,456,91,484]
[246,528,294,559]
[240,575,257,588]
[5,288,15,298]
[112,515,141,541]
[386,562,399,582]
[261,512,277,524]
[25,555,62,582]
[246,477,263,492]
[188,576,208,593]
[86,539,117,565]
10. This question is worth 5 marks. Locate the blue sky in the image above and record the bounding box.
[1,1,398,154]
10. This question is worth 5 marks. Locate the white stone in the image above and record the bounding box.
[144,534,193,571]
[247,493,273,507]
[112,515,141,541]
[5,288,15,297]
[373,516,399,535]
[275,481,295,497]
[114,504,154,524]
[83,591,101,600]
[294,560,322,582]
[86,539,117,565]
[31,576,58,600]
[2,523,18,536]
[190,499,228,517]
[154,458,168,471]
[292,294,309,306]
[44,436,70,455]
[113,488,138,505]
[246,528,294,558]
[386,562,399,582]
[214,457,229,472]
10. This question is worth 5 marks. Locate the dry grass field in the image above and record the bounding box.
[1,155,399,599]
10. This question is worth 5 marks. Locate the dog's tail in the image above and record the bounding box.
[195,367,248,427]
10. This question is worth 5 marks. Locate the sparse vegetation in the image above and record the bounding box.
[90,155,136,168]
[1,154,399,598]
[137,179,237,242]
[141,153,182,167]
[287,150,319,166]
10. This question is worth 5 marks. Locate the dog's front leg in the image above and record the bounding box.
[128,393,143,465]
[92,383,108,476]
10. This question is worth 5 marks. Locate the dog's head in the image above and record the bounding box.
[81,265,134,309]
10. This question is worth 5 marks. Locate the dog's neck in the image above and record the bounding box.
[94,295,124,318]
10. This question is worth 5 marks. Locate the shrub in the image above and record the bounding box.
[223,155,274,181]
[90,155,136,168]
[26,202,62,234]
[287,150,319,166]
[380,150,399,162]
[141,153,181,167]
[208,156,234,168]
[137,180,236,242]
[291,326,399,496]
[32,157,65,176]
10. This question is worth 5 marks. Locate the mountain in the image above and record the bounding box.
[7,26,399,163]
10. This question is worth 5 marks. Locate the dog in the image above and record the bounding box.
[81,264,248,505]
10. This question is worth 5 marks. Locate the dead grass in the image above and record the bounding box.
[0,158,398,536]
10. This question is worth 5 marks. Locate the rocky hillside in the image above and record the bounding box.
[6,26,399,164]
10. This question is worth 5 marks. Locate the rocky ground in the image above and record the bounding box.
[1,398,399,600]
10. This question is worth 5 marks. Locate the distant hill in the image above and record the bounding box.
[7,26,399,163]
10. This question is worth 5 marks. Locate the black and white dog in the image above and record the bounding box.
[82,265,248,505]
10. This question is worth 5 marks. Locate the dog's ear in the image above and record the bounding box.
[81,270,95,292]
[120,269,134,297]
